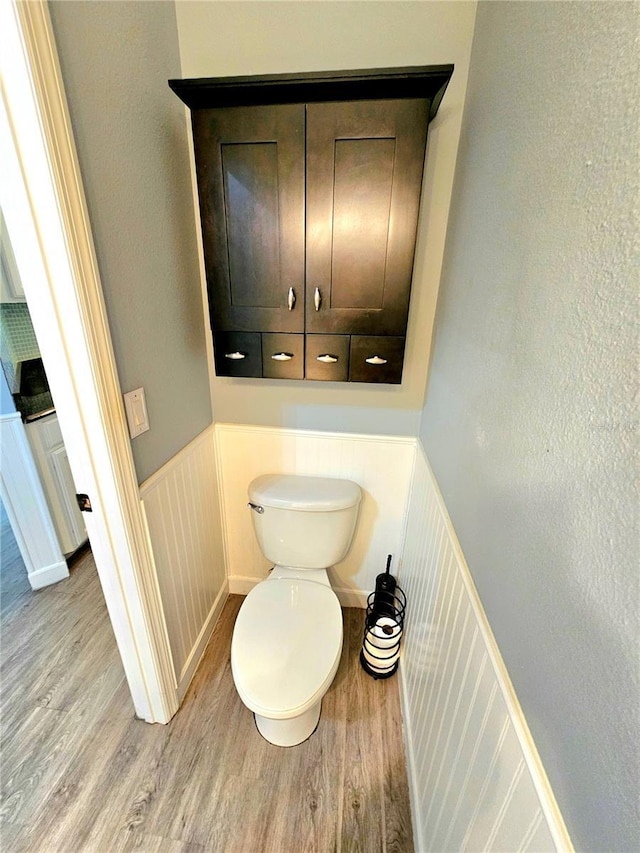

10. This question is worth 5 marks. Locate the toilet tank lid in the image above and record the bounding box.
[249,474,361,511]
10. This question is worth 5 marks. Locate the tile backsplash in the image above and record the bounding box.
[0,303,53,418]
[0,303,41,392]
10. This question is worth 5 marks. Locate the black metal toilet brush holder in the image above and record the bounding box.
[360,556,406,679]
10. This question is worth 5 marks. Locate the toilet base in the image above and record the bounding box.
[254,701,321,747]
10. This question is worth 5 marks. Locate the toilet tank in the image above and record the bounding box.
[248,474,361,569]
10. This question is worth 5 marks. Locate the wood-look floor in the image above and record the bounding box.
[1,517,413,852]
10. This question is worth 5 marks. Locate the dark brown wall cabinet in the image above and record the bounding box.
[170,65,453,384]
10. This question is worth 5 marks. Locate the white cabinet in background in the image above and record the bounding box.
[25,412,87,555]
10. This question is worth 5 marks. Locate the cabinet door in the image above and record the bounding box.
[193,105,305,333]
[306,99,428,336]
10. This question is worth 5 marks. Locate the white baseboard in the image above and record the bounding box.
[177,580,229,701]
[228,574,368,609]
[333,586,368,609]
[28,559,69,590]
[228,575,259,596]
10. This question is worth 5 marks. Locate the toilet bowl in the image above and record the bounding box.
[231,475,361,746]
[231,569,343,746]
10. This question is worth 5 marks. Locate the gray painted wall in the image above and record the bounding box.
[421,3,639,850]
[50,1,212,483]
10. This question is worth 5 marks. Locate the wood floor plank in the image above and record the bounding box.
[23,682,162,851]
[0,584,125,744]
[1,705,76,828]
[142,597,249,846]
[179,631,273,849]
[380,654,414,852]
[1,537,413,853]
[76,718,171,852]
[0,501,31,623]
[0,816,32,853]
[261,606,352,853]
[341,608,387,853]
[34,609,118,709]
[127,833,206,853]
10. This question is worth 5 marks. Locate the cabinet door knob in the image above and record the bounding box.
[365,355,388,365]
[272,352,294,361]
[225,351,247,360]
[317,353,338,364]
[314,287,322,311]
[287,287,296,311]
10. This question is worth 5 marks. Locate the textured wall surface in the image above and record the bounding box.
[49,1,212,483]
[421,3,639,850]
[175,0,477,436]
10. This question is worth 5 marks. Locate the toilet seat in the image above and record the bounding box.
[231,578,343,720]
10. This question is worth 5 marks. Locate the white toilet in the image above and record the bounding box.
[231,474,361,747]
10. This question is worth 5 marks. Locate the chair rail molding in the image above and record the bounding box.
[0,0,177,722]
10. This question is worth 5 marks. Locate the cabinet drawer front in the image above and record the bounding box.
[213,332,262,377]
[305,335,349,382]
[349,336,405,384]
[262,334,304,379]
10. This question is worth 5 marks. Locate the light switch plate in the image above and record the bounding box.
[123,387,150,439]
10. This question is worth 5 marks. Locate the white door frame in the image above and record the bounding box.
[0,0,178,723]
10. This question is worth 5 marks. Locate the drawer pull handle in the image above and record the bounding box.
[365,355,388,365]
[317,353,338,364]
[287,287,296,311]
[272,352,294,361]
[314,287,322,311]
[225,351,247,360]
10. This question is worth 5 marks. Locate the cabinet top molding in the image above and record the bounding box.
[169,65,454,122]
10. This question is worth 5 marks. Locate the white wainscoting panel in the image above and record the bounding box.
[399,442,572,853]
[216,423,416,607]
[140,425,227,698]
